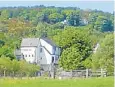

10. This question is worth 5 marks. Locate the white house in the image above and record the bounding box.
[61,20,68,25]
[20,38,39,63]
[15,37,61,71]
[40,38,60,64]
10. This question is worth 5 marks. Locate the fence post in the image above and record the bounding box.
[101,68,103,77]
[71,70,73,78]
[86,69,88,78]
[3,70,6,78]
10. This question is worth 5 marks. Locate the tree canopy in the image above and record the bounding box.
[53,28,92,70]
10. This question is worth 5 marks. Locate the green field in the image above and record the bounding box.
[0,77,113,87]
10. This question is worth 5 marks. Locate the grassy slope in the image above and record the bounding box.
[0,77,113,87]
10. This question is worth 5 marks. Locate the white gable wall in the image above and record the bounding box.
[21,47,37,63]
[40,39,56,64]
[40,39,53,54]
[42,47,52,64]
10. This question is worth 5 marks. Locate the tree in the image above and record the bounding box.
[37,12,49,23]
[0,57,40,77]
[53,28,92,70]
[0,10,10,20]
[61,9,74,18]
[8,18,32,38]
[11,59,20,77]
[82,57,92,69]
[0,56,12,77]
[48,13,64,24]
[36,22,48,37]
[94,16,113,32]
[59,46,81,70]
[67,11,80,26]
[91,33,114,74]
[0,45,15,60]
[88,13,98,25]
[19,60,40,77]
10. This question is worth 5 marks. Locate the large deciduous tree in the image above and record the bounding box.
[53,28,92,70]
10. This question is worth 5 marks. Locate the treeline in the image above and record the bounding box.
[0,5,113,31]
[0,56,40,77]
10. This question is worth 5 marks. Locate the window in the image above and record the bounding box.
[25,55,27,57]
[40,48,42,53]
[23,49,28,51]
[52,57,54,63]
[53,47,56,54]
[29,55,30,57]
[53,47,56,51]
[32,54,34,57]
[22,54,24,58]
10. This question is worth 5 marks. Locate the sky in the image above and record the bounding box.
[0,0,114,13]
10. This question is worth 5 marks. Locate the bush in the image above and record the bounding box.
[0,56,40,77]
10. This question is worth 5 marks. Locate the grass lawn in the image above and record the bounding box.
[0,77,113,87]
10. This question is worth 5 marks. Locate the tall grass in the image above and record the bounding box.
[0,77,113,87]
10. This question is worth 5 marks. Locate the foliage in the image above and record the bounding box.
[49,13,64,23]
[53,28,92,70]
[67,11,80,26]
[0,40,5,47]
[59,46,81,70]
[91,33,114,73]
[0,56,40,77]
[94,16,113,32]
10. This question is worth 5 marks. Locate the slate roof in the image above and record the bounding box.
[41,37,57,47]
[21,38,39,47]
[21,38,57,47]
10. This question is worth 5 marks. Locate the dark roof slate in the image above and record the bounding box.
[41,37,57,47]
[21,38,39,47]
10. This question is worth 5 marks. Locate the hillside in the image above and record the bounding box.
[0,5,114,74]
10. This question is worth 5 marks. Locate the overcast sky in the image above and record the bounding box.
[0,0,114,13]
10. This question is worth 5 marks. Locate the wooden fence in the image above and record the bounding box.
[0,68,108,79]
[56,69,107,79]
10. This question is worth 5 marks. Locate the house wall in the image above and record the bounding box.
[21,47,37,63]
[40,39,54,54]
[36,40,41,64]
[40,47,51,64]
[40,39,61,65]
[39,47,60,65]
[40,39,58,65]
[20,38,61,70]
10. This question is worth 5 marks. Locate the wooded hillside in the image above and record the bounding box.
[0,5,113,74]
